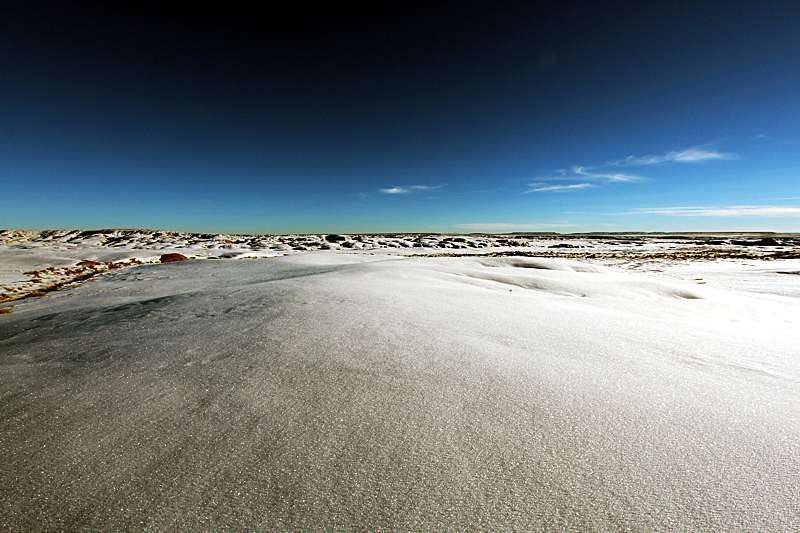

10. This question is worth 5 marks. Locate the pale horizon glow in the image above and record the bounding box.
[631,206,800,217]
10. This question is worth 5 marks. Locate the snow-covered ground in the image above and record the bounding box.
[2,229,798,306]
[1,230,799,531]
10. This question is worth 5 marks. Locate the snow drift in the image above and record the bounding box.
[1,250,799,531]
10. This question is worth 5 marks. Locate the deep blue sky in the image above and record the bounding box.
[3,2,799,233]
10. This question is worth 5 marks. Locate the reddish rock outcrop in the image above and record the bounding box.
[160,253,188,263]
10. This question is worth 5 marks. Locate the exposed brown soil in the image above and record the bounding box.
[0,258,147,305]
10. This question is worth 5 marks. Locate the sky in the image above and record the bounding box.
[2,2,799,234]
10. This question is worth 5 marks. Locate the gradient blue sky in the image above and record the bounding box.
[2,2,799,234]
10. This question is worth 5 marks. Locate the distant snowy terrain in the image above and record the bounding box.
[1,230,799,531]
[2,229,799,306]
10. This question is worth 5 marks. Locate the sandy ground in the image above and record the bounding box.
[1,234,800,531]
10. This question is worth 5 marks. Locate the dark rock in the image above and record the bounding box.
[733,237,782,246]
[160,253,188,263]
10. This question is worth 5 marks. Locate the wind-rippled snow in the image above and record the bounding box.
[1,249,799,531]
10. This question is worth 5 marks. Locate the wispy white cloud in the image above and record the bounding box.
[608,148,733,166]
[525,145,731,195]
[571,167,644,182]
[454,222,577,231]
[524,167,641,194]
[630,206,800,217]
[524,182,595,193]
[379,185,442,194]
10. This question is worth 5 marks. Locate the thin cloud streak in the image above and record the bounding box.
[571,167,644,182]
[524,182,595,193]
[525,144,729,195]
[608,148,733,166]
[631,206,800,217]
[379,185,443,194]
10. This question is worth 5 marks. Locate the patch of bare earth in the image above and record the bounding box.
[0,258,147,305]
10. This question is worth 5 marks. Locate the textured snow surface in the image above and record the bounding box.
[3,228,799,304]
[1,252,799,531]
